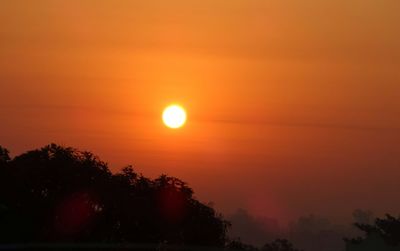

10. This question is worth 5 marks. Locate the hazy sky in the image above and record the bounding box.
[1,0,399,224]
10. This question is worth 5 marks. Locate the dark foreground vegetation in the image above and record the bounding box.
[0,144,399,251]
[0,144,299,250]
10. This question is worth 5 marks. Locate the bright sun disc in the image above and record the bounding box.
[162,105,187,129]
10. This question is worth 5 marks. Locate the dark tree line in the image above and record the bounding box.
[345,214,400,250]
[0,144,303,251]
[0,144,229,246]
[2,144,400,251]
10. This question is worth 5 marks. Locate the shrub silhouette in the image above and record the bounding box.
[0,144,229,246]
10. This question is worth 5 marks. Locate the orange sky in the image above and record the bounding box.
[0,0,399,224]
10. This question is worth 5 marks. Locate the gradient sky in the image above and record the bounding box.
[1,0,399,225]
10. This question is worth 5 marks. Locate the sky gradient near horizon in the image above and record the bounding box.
[1,0,399,225]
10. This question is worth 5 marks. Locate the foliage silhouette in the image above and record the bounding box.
[345,214,400,248]
[0,146,10,163]
[0,144,229,247]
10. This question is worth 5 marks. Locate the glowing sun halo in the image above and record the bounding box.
[162,105,187,129]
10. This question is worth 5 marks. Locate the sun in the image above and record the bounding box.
[162,105,187,129]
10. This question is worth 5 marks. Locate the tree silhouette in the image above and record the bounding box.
[0,146,10,163]
[345,214,400,249]
[0,144,229,246]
